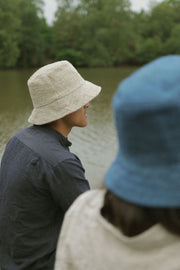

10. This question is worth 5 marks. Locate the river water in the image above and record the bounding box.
[0,66,137,188]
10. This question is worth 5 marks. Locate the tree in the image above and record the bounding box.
[0,0,21,67]
[146,1,175,42]
[53,0,133,67]
[136,36,163,64]
[0,0,179,68]
[16,0,47,67]
[164,24,180,54]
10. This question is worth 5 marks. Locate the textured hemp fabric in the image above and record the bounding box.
[0,125,90,270]
[55,190,180,270]
[28,61,101,125]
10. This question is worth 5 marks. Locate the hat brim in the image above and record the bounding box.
[28,80,101,125]
[105,152,180,207]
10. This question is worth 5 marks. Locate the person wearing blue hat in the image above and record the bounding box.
[54,55,180,270]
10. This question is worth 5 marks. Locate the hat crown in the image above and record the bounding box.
[105,55,180,207]
[28,61,84,108]
[27,60,101,125]
[114,55,180,168]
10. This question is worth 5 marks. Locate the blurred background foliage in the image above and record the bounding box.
[0,0,179,68]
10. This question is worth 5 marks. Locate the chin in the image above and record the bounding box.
[79,122,88,127]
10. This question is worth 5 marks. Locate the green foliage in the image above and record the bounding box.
[53,0,133,66]
[164,24,180,54]
[136,36,163,64]
[16,0,49,67]
[56,49,85,66]
[53,0,180,67]
[129,0,180,65]
[0,0,53,68]
[147,1,175,41]
[0,0,179,68]
[0,0,21,67]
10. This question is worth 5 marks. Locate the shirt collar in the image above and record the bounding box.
[34,125,72,148]
[58,131,72,147]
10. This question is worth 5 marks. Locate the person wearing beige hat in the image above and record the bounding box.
[0,61,101,270]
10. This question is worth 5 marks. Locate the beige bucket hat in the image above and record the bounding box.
[27,60,101,125]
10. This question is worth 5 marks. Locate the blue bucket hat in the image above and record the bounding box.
[105,55,180,207]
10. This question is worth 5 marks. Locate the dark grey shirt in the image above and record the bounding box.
[0,125,90,270]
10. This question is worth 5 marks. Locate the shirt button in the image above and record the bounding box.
[31,157,39,165]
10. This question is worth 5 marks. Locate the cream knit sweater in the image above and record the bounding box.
[55,190,180,270]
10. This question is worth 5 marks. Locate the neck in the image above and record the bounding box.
[48,119,72,138]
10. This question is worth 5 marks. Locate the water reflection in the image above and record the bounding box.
[0,66,137,187]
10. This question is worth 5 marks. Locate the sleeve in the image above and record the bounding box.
[47,158,90,211]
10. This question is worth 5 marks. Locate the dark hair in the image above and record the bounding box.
[101,190,180,237]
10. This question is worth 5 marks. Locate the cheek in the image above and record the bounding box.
[78,109,85,119]
[78,110,88,126]
[71,112,84,124]
[64,108,87,127]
